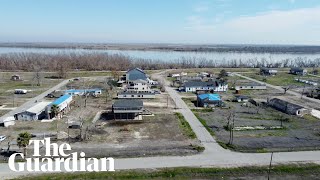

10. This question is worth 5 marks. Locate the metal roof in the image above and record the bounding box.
[290,67,305,72]
[130,79,148,84]
[113,99,143,108]
[184,81,216,87]
[128,74,148,81]
[65,89,101,93]
[127,68,147,81]
[118,91,155,95]
[127,68,145,74]
[25,101,52,114]
[52,94,72,106]
[269,98,304,114]
[236,81,266,86]
[198,94,221,101]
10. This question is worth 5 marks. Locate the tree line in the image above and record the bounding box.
[0,52,319,72]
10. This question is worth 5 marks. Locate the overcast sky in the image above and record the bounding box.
[0,0,320,45]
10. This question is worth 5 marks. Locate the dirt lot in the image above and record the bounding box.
[0,72,62,111]
[176,71,320,152]
[194,99,320,152]
[0,76,199,160]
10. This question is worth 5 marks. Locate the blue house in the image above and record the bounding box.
[197,94,221,107]
[47,94,73,119]
[65,89,102,96]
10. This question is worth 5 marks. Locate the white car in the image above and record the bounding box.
[0,135,6,142]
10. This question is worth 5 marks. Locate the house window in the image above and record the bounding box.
[131,95,134,97]
[142,95,144,97]
[124,95,126,97]
[251,86,254,88]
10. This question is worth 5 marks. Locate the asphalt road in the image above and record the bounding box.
[0,79,71,123]
[1,72,320,179]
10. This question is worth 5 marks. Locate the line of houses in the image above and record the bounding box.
[260,67,308,76]
[15,94,73,121]
[13,87,103,121]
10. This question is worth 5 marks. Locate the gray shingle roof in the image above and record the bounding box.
[290,67,304,72]
[127,68,147,81]
[118,91,155,95]
[113,99,143,108]
[184,81,216,87]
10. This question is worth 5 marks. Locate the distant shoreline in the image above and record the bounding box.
[1,43,320,54]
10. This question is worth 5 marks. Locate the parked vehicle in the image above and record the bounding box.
[0,135,6,142]
[14,89,27,94]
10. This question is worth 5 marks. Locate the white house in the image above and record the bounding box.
[16,101,52,121]
[235,82,267,90]
[126,79,151,93]
[183,80,228,93]
[117,91,156,99]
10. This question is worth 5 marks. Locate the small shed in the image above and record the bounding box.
[290,67,307,76]
[260,68,278,76]
[11,74,21,81]
[0,116,15,127]
[234,95,250,102]
[68,121,82,129]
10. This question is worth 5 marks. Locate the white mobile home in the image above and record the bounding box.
[235,82,266,90]
[16,101,52,121]
[117,91,156,99]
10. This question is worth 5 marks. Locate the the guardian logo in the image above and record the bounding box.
[8,138,115,172]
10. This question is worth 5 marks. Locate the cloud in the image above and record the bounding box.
[194,5,209,13]
[288,0,296,4]
[193,2,210,13]
[184,6,320,44]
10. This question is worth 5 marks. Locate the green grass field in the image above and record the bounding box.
[246,72,307,86]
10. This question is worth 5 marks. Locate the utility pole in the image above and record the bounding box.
[301,84,306,99]
[12,94,15,107]
[67,119,70,143]
[267,152,274,180]
[175,98,177,109]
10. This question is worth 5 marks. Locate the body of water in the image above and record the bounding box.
[0,47,319,63]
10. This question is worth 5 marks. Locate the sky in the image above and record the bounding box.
[0,0,320,45]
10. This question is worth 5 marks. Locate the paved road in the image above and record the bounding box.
[1,71,320,179]
[0,79,70,123]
